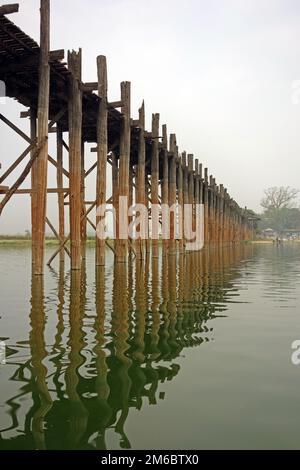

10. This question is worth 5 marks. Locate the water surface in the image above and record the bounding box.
[1,243,300,450]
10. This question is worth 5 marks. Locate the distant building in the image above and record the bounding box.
[262,228,277,239]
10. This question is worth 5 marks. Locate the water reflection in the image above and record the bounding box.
[0,245,255,450]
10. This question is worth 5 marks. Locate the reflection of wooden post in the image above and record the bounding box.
[169,134,177,255]
[57,125,65,263]
[161,125,168,254]
[116,82,131,263]
[96,56,108,266]
[151,114,160,258]
[136,102,145,260]
[68,49,82,270]
[33,0,50,275]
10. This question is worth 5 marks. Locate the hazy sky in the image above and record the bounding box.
[1,0,300,234]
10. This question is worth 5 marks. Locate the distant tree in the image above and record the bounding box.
[259,186,300,234]
[261,186,299,212]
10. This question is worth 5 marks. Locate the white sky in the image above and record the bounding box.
[1,0,300,234]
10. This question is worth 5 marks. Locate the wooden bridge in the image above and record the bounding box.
[0,2,253,275]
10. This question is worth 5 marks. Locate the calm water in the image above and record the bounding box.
[1,243,300,450]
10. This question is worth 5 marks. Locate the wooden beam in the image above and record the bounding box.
[0,139,47,215]
[33,0,50,276]
[0,4,19,15]
[108,100,123,109]
[0,141,36,184]
[82,82,98,92]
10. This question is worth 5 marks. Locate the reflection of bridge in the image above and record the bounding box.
[0,245,252,450]
[0,3,253,275]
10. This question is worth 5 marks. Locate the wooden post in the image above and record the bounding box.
[56,125,65,263]
[161,124,168,254]
[33,0,50,275]
[81,139,87,259]
[151,113,159,258]
[68,49,82,270]
[96,55,108,266]
[136,102,145,260]
[195,159,200,245]
[169,134,177,255]
[182,152,188,248]
[204,168,209,245]
[115,81,131,263]
[30,108,37,264]
[188,154,194,243]
[177,154,184,252]
[112,151,119,243]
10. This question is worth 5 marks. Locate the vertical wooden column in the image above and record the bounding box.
[219,184,224,244]
[161,124,169,254]
[151,113,160,258]
[188,154,194,243]
[116,81,131,263]
[56,125,65,263]
[81,140,87,259]
[204,168,209,246]
[195,159,200,246]
[145,176,151,255]
[30,108,37,264]
[169,134,177,255]
[136,102,145,260]
[68,49,82,270]
[112,151,119,242]
[182,152,188,249]
[129,164,134,248]
[33,0,50,275]
[96,55,108,266]
[177,154,184,252]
